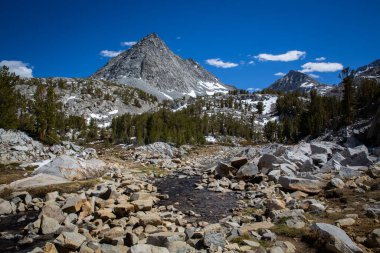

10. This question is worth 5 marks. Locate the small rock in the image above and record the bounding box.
[335,218,356,227]
[203,231,225,248]
[268,246,284,253]
[0,198,13,215]
[128,244,169,253]
[132,199,153,211]
[242,240,260,247]
[311,223,363,253]
[330,178,345,189]
[214,162,235,178]
[236,162,259,178]
[54,231,87,250]
[45,191,59,202]
[139,213,162,226]
[40,204,66,224]
[125,231,139,246]
[267,199,286,210]
[147,232,185,247]
[43,242,59,253]
[40,214,61,235]
[367,228,380,248]
[230,157,248,169]
[278,176,326,194]
[61,195,86,213]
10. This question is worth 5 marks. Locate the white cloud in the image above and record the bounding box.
[205,58,238,68]
[100,50,124,57]
[121,41,136,47]
[315,57,326,61]
[248,60,255,65]
[308,73,320,78]
[274,72,286,76]
[255,50,306,62]
[300,62,343,73]
[0,60,33,78]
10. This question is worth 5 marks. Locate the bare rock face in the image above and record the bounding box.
[92,33,231,100]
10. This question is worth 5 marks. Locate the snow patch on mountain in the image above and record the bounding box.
[173,104,188,112]
[108,109,118,115]
[300,82,315,88]
[161,92,173,100]
[262,96,278,115]
[197,81,229,95]
[187,90,197,98]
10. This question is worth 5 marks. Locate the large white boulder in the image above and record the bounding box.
[33,155,106,180]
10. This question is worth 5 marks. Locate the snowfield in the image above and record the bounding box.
[262,96,277,115]
[198,81,229,96]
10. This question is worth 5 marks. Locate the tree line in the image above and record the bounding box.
[0,67,89,144]
[111,101,256,145]
[264,68,380,143]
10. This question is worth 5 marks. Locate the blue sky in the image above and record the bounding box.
[0,0,379,90]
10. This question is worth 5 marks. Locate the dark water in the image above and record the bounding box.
[0,211,37,252]
[155,175,239,223]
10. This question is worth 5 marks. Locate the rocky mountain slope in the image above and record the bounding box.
[15,78,158,128]
[171,92,279,129]
[92,33,232,100]
[323,58,380,96]
[354,58,380,83]
[268,70,333,94]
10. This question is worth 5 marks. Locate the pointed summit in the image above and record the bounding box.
[268,70,321,93]
[144,32,159,39]
[137,33,164,46]
[92,33,230,100]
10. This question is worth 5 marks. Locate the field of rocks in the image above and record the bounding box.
[1,128,380,253]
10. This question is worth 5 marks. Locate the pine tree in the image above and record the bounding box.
[264,121,278,142]
[256,101,264,115]
[340,67,355,126]
[33,83,62,144]
[0,66,20,129]
[87,118,98,141]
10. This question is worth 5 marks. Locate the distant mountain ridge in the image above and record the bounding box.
[268,70,332,94]
[354,59,380,83]
[92,33,231,100]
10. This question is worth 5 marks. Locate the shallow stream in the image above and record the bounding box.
[155,175,239,223]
